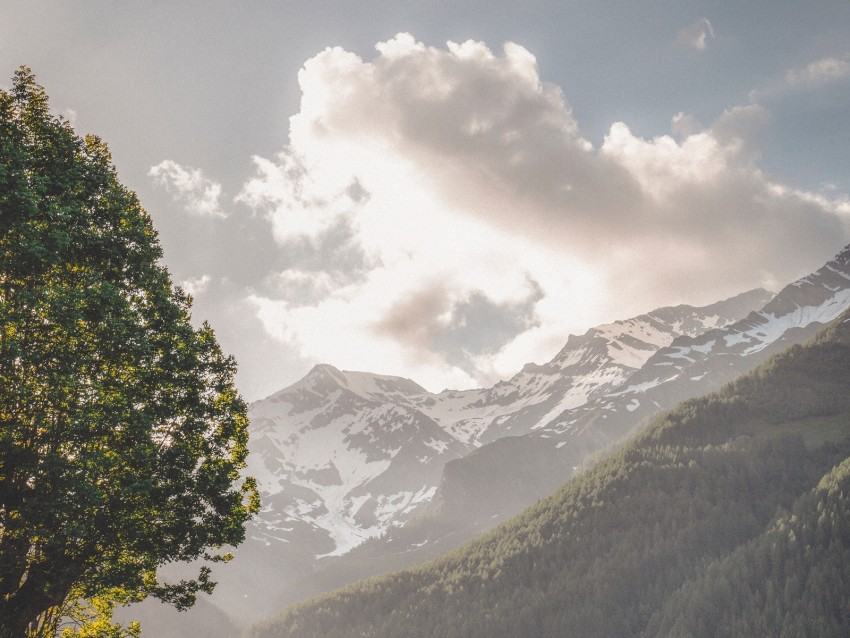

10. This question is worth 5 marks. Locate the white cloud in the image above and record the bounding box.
[676,18,715,51]
[238,34,850,391]
[750,54,850,101]
[785,56,850,89]
[149,159,225,218]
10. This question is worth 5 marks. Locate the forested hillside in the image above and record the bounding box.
[248,311,850,638]
[646,455,850,637]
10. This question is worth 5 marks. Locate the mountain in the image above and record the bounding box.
[247,307,850,638]
[423,244,850,534]
[248,365,463,556]
[125,245,850,633]
[207,288,769,622]
[247,287,770,549]
[261,244,850,616]
[612,242,850,409]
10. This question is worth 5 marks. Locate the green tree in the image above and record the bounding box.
[0,68,259,637]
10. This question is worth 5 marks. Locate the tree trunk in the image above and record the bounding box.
[0,607,33,638]
[0,560,77,638]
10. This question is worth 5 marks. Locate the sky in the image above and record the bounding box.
[3,1,850,401]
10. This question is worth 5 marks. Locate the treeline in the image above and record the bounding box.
[247,310,850,637]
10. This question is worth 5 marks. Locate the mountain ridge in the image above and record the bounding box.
[121,245,850,634]
[246,286,775,559]
[247,306,850,638]
[194,283,773,624]
[242,244,850,622]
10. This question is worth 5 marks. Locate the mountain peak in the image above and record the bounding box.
[306,362,346,382]
[759,244,850,318]
[549,287,773,372]
[256,363,348,403]
[263,363,431,408]
[834,242,850,265]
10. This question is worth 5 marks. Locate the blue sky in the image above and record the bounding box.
[3,1,849,400]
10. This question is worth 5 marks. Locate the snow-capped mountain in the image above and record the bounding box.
[244,287,771,562]
[192,286,769,624]
[412,287,773,448]
[561,244,850,436]
[429,244,850,533]
[248,365,466,555]
[619,248,850,405]
[240,244,850,622]
[129,245,850,633]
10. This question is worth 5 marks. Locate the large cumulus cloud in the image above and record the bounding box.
[239,34,850,390]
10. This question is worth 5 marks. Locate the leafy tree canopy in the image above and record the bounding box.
[0,68,259,638]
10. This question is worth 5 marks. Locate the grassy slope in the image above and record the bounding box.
[248,311,850,638]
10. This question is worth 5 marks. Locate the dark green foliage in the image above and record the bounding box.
[249,311,850,638]
[0,69,258,637]
[646,456,850,638]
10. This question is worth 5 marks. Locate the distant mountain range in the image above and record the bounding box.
[425,243,850,534]
[246,286,772,557]
[126,244,850,634]
[247,280,850,638]
[222,288,773,623]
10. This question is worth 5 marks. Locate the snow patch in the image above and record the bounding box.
[314,510,381,558]
[724,332,750,347]
[742,290,850,354]
[423,438,450,454]
[618,378,663,394]
[691,339,716,354]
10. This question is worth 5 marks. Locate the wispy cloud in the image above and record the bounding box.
[786,56,850,88]
[750,54,850,101]
[240,34,850,391]
[149,159,225,218]
[676,18,715,51]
